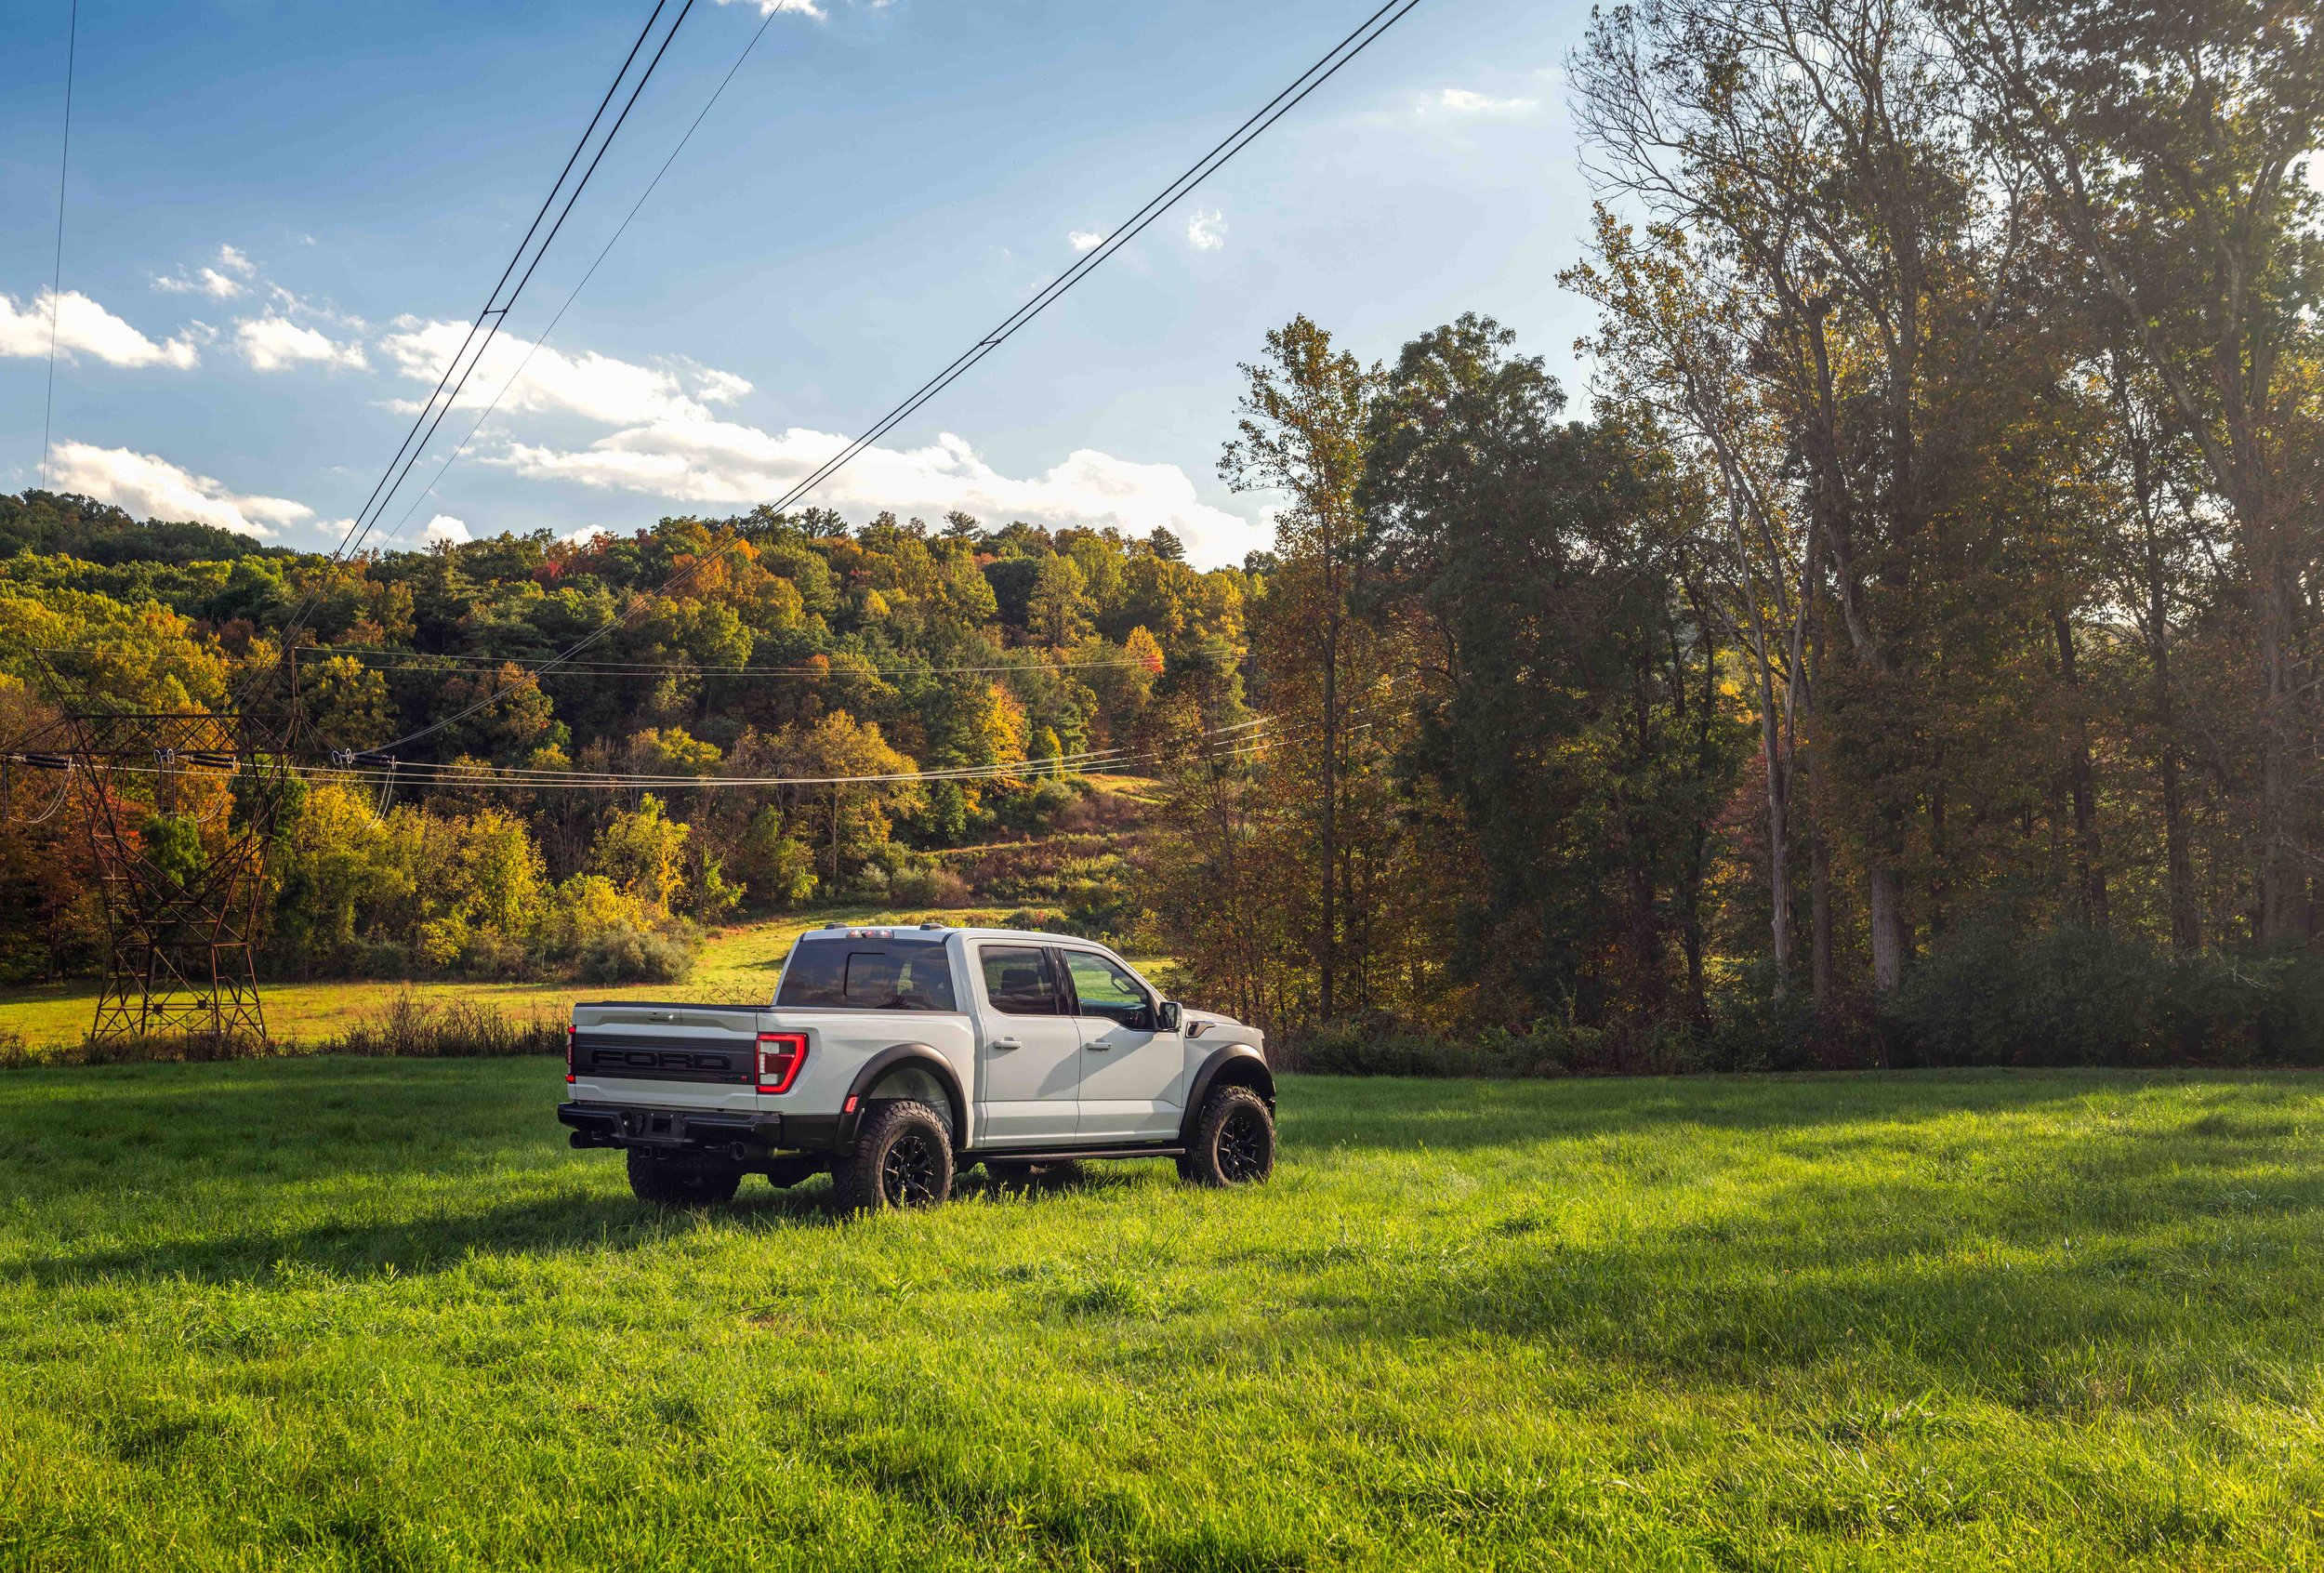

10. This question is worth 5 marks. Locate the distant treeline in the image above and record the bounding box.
[0,490,1243,985]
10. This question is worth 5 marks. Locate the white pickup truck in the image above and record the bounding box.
[559,923,1274,1210]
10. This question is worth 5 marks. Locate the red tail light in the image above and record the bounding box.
[756,1032,808,1094]
[565,1024,576,1084]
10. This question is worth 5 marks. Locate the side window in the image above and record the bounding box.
[1063,951,1150,1024]
[979,945,1059,1015]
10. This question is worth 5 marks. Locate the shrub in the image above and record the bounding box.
[538,872,701,982]
[993,779,1083,835]
[999,907,1066,934]
[1886,925,2324,1067]
[1704,961,1830,1072]
[890,862,971,907]
[574,921,696,985]
[1293,1012,1600,1077]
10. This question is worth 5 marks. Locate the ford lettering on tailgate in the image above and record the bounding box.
[576,1036,753,1084]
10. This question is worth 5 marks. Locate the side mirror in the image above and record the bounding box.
[1155,1000,1182,1032]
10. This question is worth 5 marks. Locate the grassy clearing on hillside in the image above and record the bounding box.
[2,1068,2321,1569]
[0,905,1143,1053]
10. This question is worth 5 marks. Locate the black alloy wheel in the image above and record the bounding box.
[833,1098,956,1213]
[1178,1085,1276,1187]
[1217,1103,1270,1183]
[881,1128,944,1207]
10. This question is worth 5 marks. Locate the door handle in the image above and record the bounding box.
[990,1037,1023,1051]
[1086,1040,1112,1051]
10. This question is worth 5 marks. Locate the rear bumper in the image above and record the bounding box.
[559,1100,844,1156]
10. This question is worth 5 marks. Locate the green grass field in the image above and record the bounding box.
[2,1065,2320,1570]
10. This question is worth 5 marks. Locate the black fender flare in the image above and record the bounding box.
[840,1044,970,1151]
[1178,1044,1274,1146]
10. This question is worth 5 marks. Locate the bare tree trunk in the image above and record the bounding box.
[1317,611,1339,1019]
[1927,784,1950,940]
[2255,564,2303,946]
[1766,749,1793,982]
[2121,362,2197,952]
[1805,578,1834,1011]
[1811,826,1835,1011]
[1868,865,1908,994]
[2052,605,2107,928]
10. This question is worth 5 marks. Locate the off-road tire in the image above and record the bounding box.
[1176,1086,1275,1187]
[833,1100,955,1213]
[627,1148,743,1208]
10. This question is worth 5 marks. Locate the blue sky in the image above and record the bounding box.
[1,0,1602,568]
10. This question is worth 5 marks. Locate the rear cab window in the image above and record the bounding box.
[777,936,959,1011]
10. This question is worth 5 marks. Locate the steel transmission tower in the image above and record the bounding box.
[7,699,297,1046]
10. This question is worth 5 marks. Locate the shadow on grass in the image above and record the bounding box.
[1274,1067,2246,1151]
[4,1159,1170,1286]
[0,1176,858,1287]
[1279,1119,2324,1406]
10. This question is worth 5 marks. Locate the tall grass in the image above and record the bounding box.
[328,990,564,1058]
[0,988,561,1070]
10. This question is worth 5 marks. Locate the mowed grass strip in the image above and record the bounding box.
[0,1068,2320,1570]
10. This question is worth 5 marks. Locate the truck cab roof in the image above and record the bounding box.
[796,923,1114,948]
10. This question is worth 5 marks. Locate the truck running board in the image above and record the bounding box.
[971,1144,1184,1163]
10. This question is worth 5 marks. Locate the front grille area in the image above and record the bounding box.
[574,1035,754,1085]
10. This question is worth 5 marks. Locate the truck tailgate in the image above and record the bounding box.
[569,1001,765,1111]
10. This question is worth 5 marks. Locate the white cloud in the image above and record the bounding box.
[378,317,744,426]
[422,514,471,546]
[46,442,310,536]
[236,315,368,372]
[1423,87,1539,116]
[266,283,365,332]
[1185,209,1226,251]
[1067,230,1105,252]
[153,246,262,299]
[717,0,828,18]
[495,418,1261,566]
[0,290,201,369]
[671,358,751,404]
[154,266,245,299]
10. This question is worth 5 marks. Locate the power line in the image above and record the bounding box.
[31,641,1166,679]
[311,750,1136,790]
[38,693,1375,803]
[376,0,787,556]
[359,0,1425,761]
[39,0,79,489]
[259,0,698,676]
[294,710,1288,793]
[297,647,1164,678]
